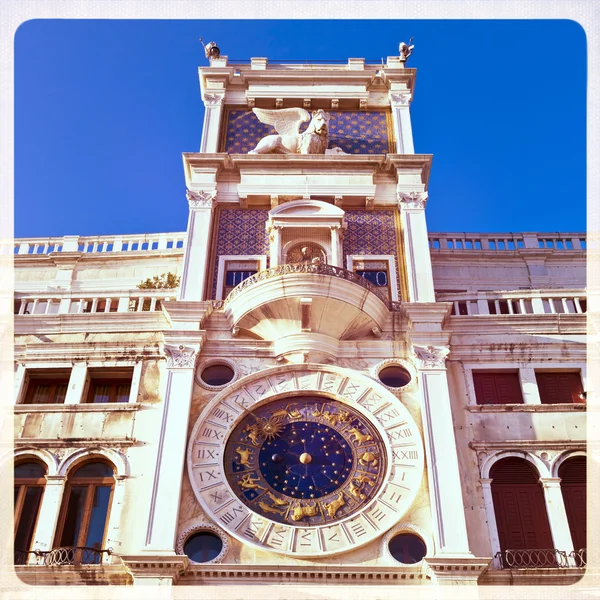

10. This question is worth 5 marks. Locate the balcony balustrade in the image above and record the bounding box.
[436,290,587,317]
[492,548,586,569]
[15,547,113,566]
[429,232,586,252]
[15,292,176,316]
[14,232,186,256]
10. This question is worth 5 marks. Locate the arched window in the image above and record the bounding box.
[559,457,586,555]
[53,461,115,564]
[14,460,46,564]
[491,458,554,564]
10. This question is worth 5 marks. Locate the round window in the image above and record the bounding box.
[378,365,412,388]
[200,364,235,387]
[388,533,427,564]
[183,531,223,563]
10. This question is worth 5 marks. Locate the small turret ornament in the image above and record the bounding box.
[199,38,221,60]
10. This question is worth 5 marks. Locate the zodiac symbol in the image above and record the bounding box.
[266,492,289,506]
[358,451,379,467]
[348,480,367,501]
[348,427,373,444]
[260,416,284,440]
[287,407,302,419]
[270,408,288,419]
[236,446,254,467]
[353,474,375,487]
[323,492,345,518]
[243,424,261,446]
[258,500,286,515]
[238,473,266,490]
[290,503,319,521]
[312,407,349,427]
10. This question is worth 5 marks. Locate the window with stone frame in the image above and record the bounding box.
[535,371,585,404]
[22,369,70,404]
[347,256,397,301]
[85,367,133,404]
[473,371,523,405]
[54,461,115,561]
[216,256,266,300]
[14,460,46,563]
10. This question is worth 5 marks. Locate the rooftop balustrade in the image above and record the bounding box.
[429,232,586,251]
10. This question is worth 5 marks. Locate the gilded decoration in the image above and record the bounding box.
[224,110,390,155]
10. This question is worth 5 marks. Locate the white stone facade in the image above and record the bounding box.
[12,52,586,589]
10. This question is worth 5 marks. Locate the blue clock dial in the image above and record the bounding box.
[223,397,386,526]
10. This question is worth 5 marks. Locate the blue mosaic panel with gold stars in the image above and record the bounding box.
[211,209,270,298]
[224,110,391,154]
[343,209,402,298]
[223,396,386,526]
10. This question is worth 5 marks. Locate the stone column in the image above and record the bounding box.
[30,475,66,559]
[268,224,282,267]
[539,477,576,564]
[179,191,216,301]
[143,340,201,552]
[414,345,472,556]
[64,362,87,404]
[480,478,501,558]
[398,192,435,302]
[519,367,542,404]
[330,225,343,267]
[389,93,414,154]
[199,93,224,153]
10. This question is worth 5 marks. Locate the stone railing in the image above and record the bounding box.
[15,291,176,315]
[493,549,571,569]
[14,232,186,255]
[429,232,586,251]
[221,262,402,311]
[15,546,113,566]
[436,290,587,316]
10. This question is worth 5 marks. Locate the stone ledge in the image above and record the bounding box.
[14,403,144,414]
[466,403,586,413]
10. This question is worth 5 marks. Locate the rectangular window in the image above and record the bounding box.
[536,372,584,404]
[225,270,257,294]
[85,368,133,403]
[217,257,264,300]
[348,256,397,301]
[23,370,70,404]
[473,371,523,405]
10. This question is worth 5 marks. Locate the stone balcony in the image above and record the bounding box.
[222,262,399,362]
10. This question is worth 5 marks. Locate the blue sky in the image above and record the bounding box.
[14,19,586,237]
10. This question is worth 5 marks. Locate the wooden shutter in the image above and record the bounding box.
[473,372,523,405]
[559,458,586,550]
[536,372,584,404]
[491,458,553,551]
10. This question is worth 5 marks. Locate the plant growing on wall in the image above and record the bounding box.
[137,272,181,290]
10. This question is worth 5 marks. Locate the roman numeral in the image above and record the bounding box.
[322,376,336,391]
[242,519,261,540]
[299,531,312,546]
[370,507,387,522]
[212,407,233,423]
[269,528,286,547]
[377,408,400,423]
[220,505,245,525]
[389,491,403,503]
[230,393,250,409]
[202,427,223,440]
[393,449,418,460]
[350,521,367,538]
[344,382,360,397]
[196,469,218,482]
[328,531,339,543]
[196,448,216,460]
[209,490,224,503]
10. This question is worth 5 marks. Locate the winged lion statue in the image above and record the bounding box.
[248,108,330,155]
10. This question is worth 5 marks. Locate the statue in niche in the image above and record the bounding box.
[286,242,327,265]
[248,108,330,155]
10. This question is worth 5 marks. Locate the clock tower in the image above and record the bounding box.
[160,44,490,582]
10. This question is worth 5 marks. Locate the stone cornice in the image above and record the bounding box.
[15,437,137,448]
[469,440,585,452]
[14,340,164,362]
[14,403,143,414]
[466,403,586,413]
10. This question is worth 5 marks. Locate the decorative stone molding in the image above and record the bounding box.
[165,344,200,369]
[303,98,311,109]
[13,447,59,475]
[372,358,418,392]
[176,523,229,564]
[383,523,434,563]
[202,93,224,106]
[194,357,239,390]
[246,97,255,109]
[334,195,343,207]
[270,194,279,208]
[331,98,339,109]
[57,446,130,477]
[186,189,216,209]
[398,191,428,210]
[365,196,375,210]
[390,93,412,106]
[275,98,283,108]
[412,345,450,369]
[121,554,190,585]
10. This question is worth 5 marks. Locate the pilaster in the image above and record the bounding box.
[121,554,190,586]
[389,92,414,154]
[200,92,225,153]
[64,362,87,404]
[143,334,203,552]
[30,475,66,558]
[539,477,576,564]
[179,190,216,301]
[398,192,435,302]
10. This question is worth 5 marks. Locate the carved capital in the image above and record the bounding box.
[165,344,199,369]
[359,98,368,110]
[203,93,224,107]
[303,98,311,109]
[398,191,428,210]
[187,189,216,209]
[334,195,343,207]
[365,196,375,210]
[331,99,339,110]
[413,345,450,369]
[275,98,283,109]
[390,93,412,106]
[246,97,255,109]
[270,195,279,208]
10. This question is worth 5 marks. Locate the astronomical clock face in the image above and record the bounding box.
[187,366,424,557]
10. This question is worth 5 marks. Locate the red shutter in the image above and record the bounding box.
[491,458,553,551]
[473,372,523,405]
[536,372,584,404]
[559,458,586,550]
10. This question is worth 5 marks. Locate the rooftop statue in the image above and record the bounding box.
[199,38,220,59]
[399,39,414,62]
[248,108,330,155]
